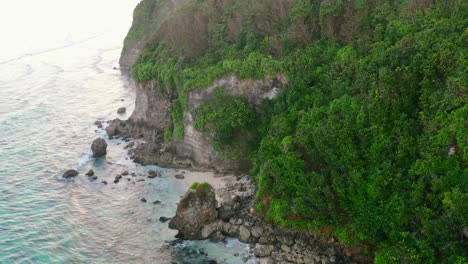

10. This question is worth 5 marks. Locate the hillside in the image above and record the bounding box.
[121,0,467,262]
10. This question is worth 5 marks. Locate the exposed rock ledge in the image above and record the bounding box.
[106,74,287,173]
[169,175,351,264]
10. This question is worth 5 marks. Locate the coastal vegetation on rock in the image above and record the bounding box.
[124,0,467,262]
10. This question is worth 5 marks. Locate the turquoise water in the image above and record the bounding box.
[0,1,252,263]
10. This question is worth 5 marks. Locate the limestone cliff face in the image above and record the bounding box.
[127,74,287,172]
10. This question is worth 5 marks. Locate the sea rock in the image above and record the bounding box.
[148,170,160,178]
[89,175,98,182]
[153,200,161,205]
[105,119,127,137]
[91,138,107,157]
[94,120,103,128]
[174,174,185,179]
[159,216,171,223]
[117,107,126,114]
[115,175,122,180]
[121,171,129,176]
[63,169,79,178]
[141,198,147,203]
[168,183,218,239]
[85,169,95,177]
[101,181,108,185]
[124,141,135,149]
[210,231,226,243]
[254,244,275,257]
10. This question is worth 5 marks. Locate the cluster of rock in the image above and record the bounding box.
[169,176,350,264]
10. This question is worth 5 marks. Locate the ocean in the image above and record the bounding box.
[0,1,252,263]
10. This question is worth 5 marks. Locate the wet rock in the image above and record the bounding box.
[148,170,160,178]
[63,169,79,178]
[174,174,185,179]
[91,138,107,157]
[101,181,108,185]
[153,200,161,205]
[115,175,122,180]
[85,169,95,177]
[121,171,129,176]
[254,244,274,257]
[210,231,226,243]
[168,183,218,239]
[94,120,103,128]
[105,119,127,137]
[124,141,135,149]
[113,179,119,184]
[141,198,147,203]
[89,175,98,182]
[159,216,171,223]
[137,179,145,182]
[117,107,126,114]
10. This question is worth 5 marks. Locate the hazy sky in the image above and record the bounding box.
[0,0,140,61]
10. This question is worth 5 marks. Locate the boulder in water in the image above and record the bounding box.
[85,169,95,177]
[168,183,218,239]
[117,107,126,114]
[91,138,107,157]
[63,169,79,178]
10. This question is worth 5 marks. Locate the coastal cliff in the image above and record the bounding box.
[119,1,467,263]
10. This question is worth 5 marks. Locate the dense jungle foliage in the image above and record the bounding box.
[131,0,467,262]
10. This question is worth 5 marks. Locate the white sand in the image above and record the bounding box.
[166,169,236,201]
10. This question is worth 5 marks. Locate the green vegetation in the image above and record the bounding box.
[131,0,467,262]
[190,182,212,191]
[194,89,255,150]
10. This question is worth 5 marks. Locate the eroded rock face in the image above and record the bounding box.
[168,184,218,239]
[91,138,107,157]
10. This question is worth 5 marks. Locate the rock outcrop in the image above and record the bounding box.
[168,183,218,239]
[91,138,107,157]
[169,175,351,263]
[117,74,287,172]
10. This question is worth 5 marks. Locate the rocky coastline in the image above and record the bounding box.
[167,174,350,264]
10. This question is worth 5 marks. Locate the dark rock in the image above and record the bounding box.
[153,200,161,205]
[117,107,126,114]
[168,183,218,239]
[94,121,103,128]
[121,171,129,176]
[148,170,160,178]
[159,216,171,223]
[124,141,135,149]
[131,173,137,177]
[141,198,147,203]
[85,169,95,177]
[113,179,119,184]
[89,175,98,182]
[137,179,145,182]
[101,181,108,185]
[63,169,79,178]
[174,174,185,179]
[115,175,122,180]
[210,231,226,243]
[91,138,107,157]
